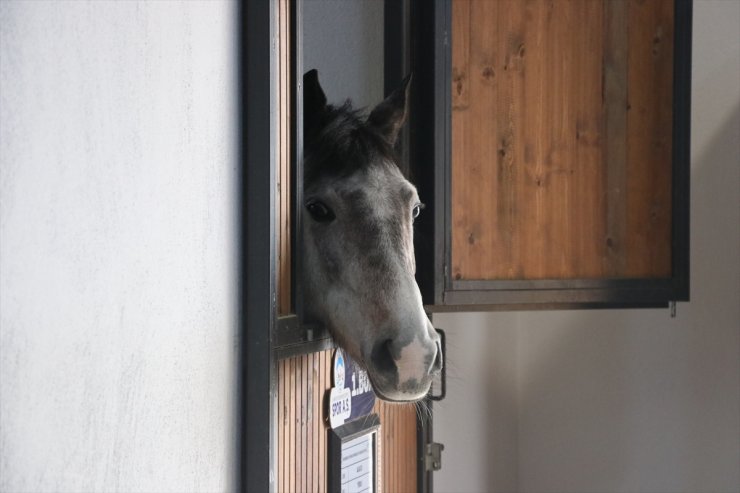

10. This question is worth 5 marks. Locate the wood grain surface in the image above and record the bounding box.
[278,349,418,492]
[451,0,674,281]
[278,0,292,314]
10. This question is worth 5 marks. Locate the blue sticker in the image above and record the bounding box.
[331,348,376,427]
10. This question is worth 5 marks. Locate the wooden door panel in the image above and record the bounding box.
[278,350,418,492]
[451,0,674,281]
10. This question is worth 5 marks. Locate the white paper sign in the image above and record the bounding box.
[329,386,352,428]
[340,432,374,493]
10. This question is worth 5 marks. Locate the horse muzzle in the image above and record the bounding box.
[366,328,442,402]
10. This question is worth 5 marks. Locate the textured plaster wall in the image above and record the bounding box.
[0,2,238,491]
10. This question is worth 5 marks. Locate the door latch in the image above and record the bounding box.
[425,442,444,472]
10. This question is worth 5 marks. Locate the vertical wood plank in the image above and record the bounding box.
[389,404,396,490]
[572,0,606,278]
[451,0,470,110]
[285,359,289,493]
[400,404,408,492]
[318,351,326,493]
[277,0,291,315]
[400,404,407,491]
[277,359,282,492]
[384,404,390,489]
[295,356,305,492]
[390,405,396,489]
[288,357,296,493]
[384,405,389,490]
[313,353,319,493]
[306,354,314,492]
[604,0,629,276]
[409,406,414,492]
[301,355,308,492]
[397,406,402,490]
[369,401,417,493]
[452,0,504,281]
[626,0,673,277]
[516,0,543,278]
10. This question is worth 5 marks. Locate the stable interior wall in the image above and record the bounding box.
[0,2,238,491]
[303,0,384,109]
[433,312,520,493]
[434,2,740,492]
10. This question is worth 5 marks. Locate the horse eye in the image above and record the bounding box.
[305,200,335,223]
[412,202,425,220]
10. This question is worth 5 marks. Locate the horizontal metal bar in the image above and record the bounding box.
[275,336,336,360]
[276,314,333,348]
[440,286,677,308]
[426,301,669,313]
[451,277,675,292]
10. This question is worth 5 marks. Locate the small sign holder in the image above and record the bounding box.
[327,348,381,493]
[328,348,376,428]
[328,413,380,493]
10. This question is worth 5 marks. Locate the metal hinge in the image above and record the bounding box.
[425,442,444,472]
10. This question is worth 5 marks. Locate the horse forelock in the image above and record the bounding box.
[305,102,399,187]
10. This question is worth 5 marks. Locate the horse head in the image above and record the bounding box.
[301,69,442,402]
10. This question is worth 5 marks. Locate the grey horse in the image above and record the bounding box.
[302,69,443,402]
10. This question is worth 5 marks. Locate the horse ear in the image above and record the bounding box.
[367,73,412,145]
[304,69,327,125]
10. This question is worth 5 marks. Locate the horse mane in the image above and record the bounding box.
[305,100,403,186]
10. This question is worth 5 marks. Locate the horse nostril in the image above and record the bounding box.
[431,340,443,374]
[371,339,396,375]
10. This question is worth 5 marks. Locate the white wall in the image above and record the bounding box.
[435,2,740,492]
[303,0,384,109]
[434,312,520,493]
[0,2,238,492]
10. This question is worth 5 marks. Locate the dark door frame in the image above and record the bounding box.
[242,1,440,491]
[416,0,692,311]
[240,1,278,492]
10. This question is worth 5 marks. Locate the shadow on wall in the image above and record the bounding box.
[509,105,740,492]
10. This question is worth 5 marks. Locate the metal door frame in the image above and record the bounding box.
[240,1,279,491]
[415,0,692,311]
[241,1,440,490]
